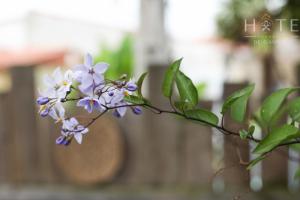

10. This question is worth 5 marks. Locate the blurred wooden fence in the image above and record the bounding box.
[0,65,298,192]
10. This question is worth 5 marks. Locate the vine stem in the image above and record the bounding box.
[63,99,300,161]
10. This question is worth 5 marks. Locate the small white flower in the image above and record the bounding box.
[42,67,73,99]
[73,53,108,94]
[48,102,65,123]
[62,118,88,144]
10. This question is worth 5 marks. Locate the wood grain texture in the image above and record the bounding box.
[0,92,11,183]
[180,101,213,185]
[222,83,250,188]
[54,116,124,185]
[9,66,38,183]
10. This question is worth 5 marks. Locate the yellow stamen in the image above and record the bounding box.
[39,105,46,113]
[89,100,94,107]
[62,81,68,86]
[124,91,129,96]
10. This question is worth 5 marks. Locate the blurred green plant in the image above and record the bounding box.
[217,0,265,42]
[94,35,134,80]
[195,83,207,100]
[217,0,300,41]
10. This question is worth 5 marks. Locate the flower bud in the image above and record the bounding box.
[56,135,72,146]
[126,82,137,92]
[132,106,142,115]
[63,137,72,146]
[40,107,50,117]
[108,91,114,96]
[56,136,66,145]
[37,97,50,105]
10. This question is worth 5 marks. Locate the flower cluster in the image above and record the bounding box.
[37,54,142,146]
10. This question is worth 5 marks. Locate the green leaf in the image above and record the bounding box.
[230,95,249,122]
[247,155,266,170]
[253,125,300,154]
[174,101,193,111]
[260,88,296,125]
[185,109,219,125]
[239,125,255,140]
[239,129,249,140]
[221,84,254,122]
[175,71,198,107]
[124,95,145,104]
[137,72,147,97]
[162,58,182,98]
[288,97,300,122]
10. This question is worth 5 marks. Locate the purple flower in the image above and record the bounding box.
[108,91,114,96]
[42,68,74,99]
[48,103,65,123]
[40,107,50,117]
[37,97,50,105]
[126,81,138,92]
[114,105,127,118]
[56,135,72,146]
[61,118,88,144]
[38,104,51,117]
[77,97,103,113]
[74,54,109,93]
[132,106,142,115]
[107,89,128,117]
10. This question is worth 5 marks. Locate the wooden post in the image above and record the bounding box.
[115,112,150,183]
[9,66,38,183]
[180,101,213,186]
[222,83,250,188]
[260,57,288,187]
[136,0,174,184]
[0,92,11,183]
[262,149,288,186]
[145,65,181,183]
[36,116,58,182]
[262,53,277,93]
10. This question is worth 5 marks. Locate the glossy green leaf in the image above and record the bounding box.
[162,58,182,98]
[137,72,147,97]
[230,95,249,122]
[247,155,266,170]
[260,88,296,125]
[124,95,145,104]
[288,97,300,122]
[185,109,219,125]
[253,125,300,154]
[221,84,254,119]
[174,101,194,111]
[239,125,255,140]
[175,71,198,107]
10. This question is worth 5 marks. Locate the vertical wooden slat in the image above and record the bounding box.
[145,65,181,183]
[222,83,250,188]
[262,53,276,92]
[9,66,38,183]
[36,116,58,182]
[262,148,288,186]
[115,112,149,183]
[0,92,11,183]
[180,101,213,186]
